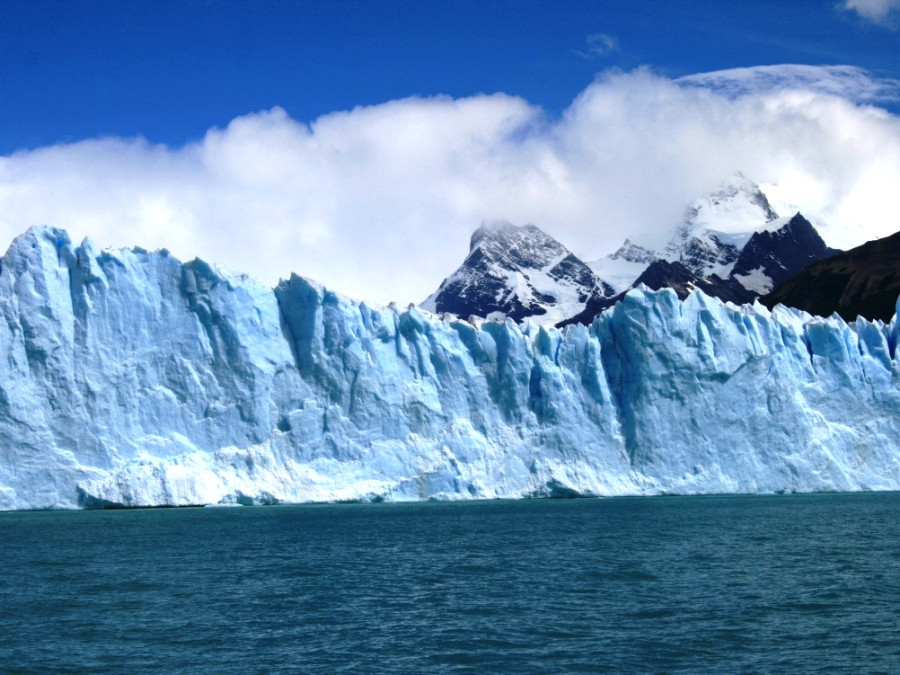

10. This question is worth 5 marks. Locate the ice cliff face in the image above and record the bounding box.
[1,226,899,510]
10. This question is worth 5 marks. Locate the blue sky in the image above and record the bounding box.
[3,0,898,153]
[1,0,899,302]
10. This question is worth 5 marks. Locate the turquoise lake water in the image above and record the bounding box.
[1,493,898,673]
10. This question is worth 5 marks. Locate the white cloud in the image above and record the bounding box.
[677,64,900,102]
[841,0,900,25]
[1,65,899,305]
[574,33,619,59]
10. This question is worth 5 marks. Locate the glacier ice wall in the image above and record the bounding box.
[0,226,898,509]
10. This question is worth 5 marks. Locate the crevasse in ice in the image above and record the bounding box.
[0,226,898,509]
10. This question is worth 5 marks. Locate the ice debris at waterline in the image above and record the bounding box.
[1,226,899,510]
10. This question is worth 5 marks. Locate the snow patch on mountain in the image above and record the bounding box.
[588,240,657,293]
[733,266,774,294]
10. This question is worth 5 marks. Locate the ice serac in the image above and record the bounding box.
[0,226,306,509]
[593,288,900,493]
[0,226,899,510]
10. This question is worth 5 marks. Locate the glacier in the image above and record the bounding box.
[1,226,899,510]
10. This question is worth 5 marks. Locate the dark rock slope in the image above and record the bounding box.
[562,213,838,327]
[760,229,900,322]
[730,213,840,294]
[421,222,614,322]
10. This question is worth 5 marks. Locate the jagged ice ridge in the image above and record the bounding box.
[1,226,899,510]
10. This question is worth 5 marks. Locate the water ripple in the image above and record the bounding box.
[1,493,898,673]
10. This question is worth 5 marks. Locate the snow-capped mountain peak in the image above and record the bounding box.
[421,221,614,324]
[587,239,656,294]
[591,173,783,288]
[468,221,567,267]
[663,172,781,276]
[426,174,839,327]
[682,172,779,233]
[609,238,657,264]
[730,212,839,294]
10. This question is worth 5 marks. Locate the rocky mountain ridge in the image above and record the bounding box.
[760,229,900,322]
[425,175,840,326]
[420,222,615,324]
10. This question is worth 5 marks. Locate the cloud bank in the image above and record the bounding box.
[841,0,900,25]
[1,65,899,304]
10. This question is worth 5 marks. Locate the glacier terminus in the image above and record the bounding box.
[1,226,899,510]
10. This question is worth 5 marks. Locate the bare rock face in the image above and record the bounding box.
[561,214,837,327]
[761,229,900,322]
[731,213,840,295]
[420,221,614,324]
